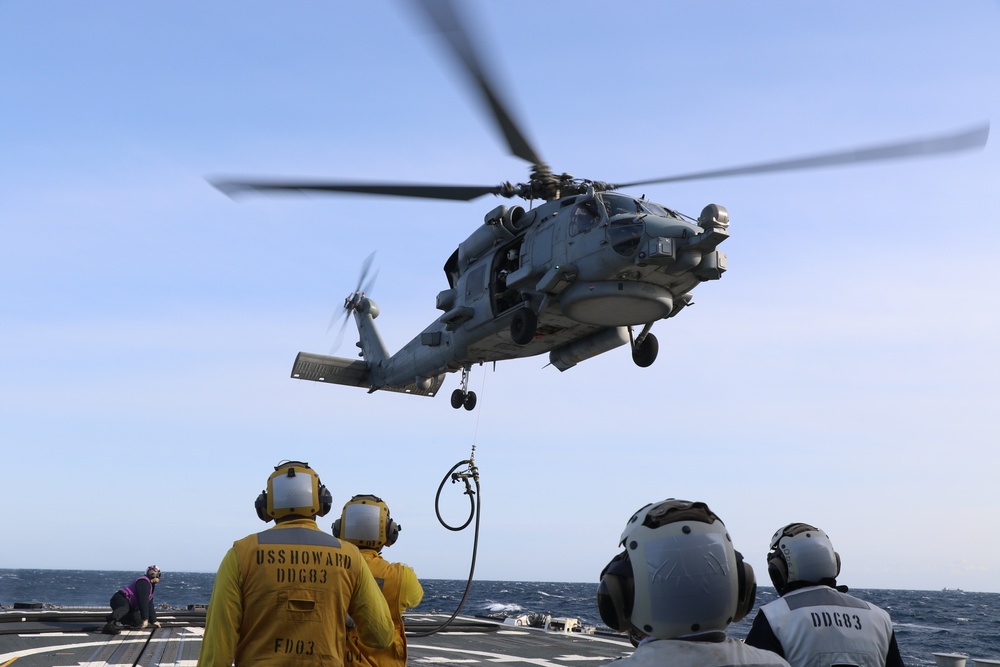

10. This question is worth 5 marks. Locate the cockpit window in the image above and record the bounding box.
[569,200,601,236]
[608,217,643,257]
[639,200,671,217]
[599,194,643,256]
[601,193,640,218]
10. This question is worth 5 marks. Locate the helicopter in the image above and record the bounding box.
[212,0,989,411]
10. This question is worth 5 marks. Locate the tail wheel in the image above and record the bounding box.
[510,308,537,345]
[451,388,478,410]
[632,333,658,368]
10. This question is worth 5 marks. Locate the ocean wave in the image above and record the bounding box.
[481,601,524,614]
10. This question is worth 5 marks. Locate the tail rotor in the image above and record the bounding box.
[329,252,378,353]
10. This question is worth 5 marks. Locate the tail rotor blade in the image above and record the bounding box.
[330,313,352,354]
[356,251,377,294]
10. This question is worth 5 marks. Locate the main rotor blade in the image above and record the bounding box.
[615,123,990,189]
[406,0,545,167]
[212,179,505,202]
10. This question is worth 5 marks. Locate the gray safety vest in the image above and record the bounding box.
[618,637,791,667]
[760,586,893,667]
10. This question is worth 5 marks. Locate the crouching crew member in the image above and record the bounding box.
[102,566,161,634]
[744,523,904,667]
[197,461,392,667]
[334,495,423,667]
[597,499,790,666]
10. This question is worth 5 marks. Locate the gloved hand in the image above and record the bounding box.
[140,620,149,629]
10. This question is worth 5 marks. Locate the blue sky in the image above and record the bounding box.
[2,1,999,593]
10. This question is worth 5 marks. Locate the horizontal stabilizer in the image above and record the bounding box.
[291,352,369,388]
[290,351,444,397]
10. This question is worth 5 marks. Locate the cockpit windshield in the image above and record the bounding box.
[599,194,643,257]
[602,193,679,219]
[601,193,640,218]
[639,200,672,217]
[569,199,601,236]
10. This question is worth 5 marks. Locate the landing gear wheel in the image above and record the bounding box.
[451,364,478,411]
[632,333,659,368]
[450,389,477,410]
[510,308,537,345]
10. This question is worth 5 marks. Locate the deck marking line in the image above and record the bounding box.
[0,636,193,663]
[408,643,567,667]
[553,656,616,662]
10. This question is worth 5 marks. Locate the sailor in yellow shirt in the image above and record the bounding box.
[334,495,424,667]
[198,462,393,667]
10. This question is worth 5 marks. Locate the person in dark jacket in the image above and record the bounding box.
[744,523,904,667]
[101,566,161,634]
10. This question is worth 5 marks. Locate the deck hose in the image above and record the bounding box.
[409,454,481,637]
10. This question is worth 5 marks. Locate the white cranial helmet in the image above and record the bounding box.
[767,523,841,594]
[597,499,755,641]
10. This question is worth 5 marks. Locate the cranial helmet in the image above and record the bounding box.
[597,499,756,642]
[767,523,841,595]
[254,460,333,522]
[333,494,400,550]
[145,565,161,580]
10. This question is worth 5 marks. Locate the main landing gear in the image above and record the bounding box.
[510,306,537,346]
[450,364,477,411]
[630,324,659,368]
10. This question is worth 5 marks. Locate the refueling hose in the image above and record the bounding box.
[408,450,481,637]
[132,627,157,667]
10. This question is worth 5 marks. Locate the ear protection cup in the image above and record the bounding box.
[317,483,333,518]
[597,550,634,632]
[331,518,342,537]
[385,516,400,547]
[255,490,271,523]
[733,550,756,622]
[767,551,789,595]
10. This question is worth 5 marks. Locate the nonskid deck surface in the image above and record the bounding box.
[0,608,631,667]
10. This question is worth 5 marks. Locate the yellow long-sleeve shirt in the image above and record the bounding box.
[346,550,423,667]
[198,519,392,667]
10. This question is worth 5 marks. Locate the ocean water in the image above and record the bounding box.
[1,569,997,665]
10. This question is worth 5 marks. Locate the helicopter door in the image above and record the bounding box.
[490,240,524,316]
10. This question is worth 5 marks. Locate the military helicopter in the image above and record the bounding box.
[213,0,988,411]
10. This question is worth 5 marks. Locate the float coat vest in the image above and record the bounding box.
[120,577,153,608]
[760,585,893,667]
[346,551,423,667]
[228,521,391,666]
[616,637,791,667]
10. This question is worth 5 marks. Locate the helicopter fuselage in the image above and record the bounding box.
[308,191,730,399]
